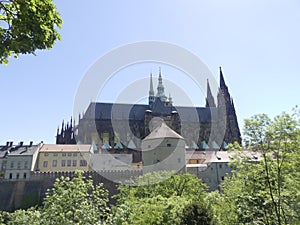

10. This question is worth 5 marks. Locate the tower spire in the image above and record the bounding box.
[148,73,155,105]
[206,79,216,107]
[156,67,167,102]
[149,73,154,96]
[219,66,227,89]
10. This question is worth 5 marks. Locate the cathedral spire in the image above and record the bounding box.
[219,66,227,89]
[148,73,155,105]
[206,79,216,107]
[149,73,154,96]
[156,67,167,102]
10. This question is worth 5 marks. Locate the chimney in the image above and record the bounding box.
[9,142,13,147]
[6,141,9,147]
[29,141,33,146]
[19,141,23,147]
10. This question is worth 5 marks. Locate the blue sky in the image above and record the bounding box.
[0,0,299,144]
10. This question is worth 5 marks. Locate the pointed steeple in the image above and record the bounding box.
[156,67,167,102]
[219,66,227,89]
[168,93,173,105]
[148,73,155,105]
[149,73,154,96]
[206,79,216,107]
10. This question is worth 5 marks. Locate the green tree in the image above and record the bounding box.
[40,171,110,225]
[0,0,62,64]
[3,171,111,224]
[4,207,41,225]
[113,171,215,225]
[210,111,300,225]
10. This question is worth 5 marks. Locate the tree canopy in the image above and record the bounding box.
[0,0,62,64]
[1,171,111,225]
[113,171,215,225]
[209,109,300,225]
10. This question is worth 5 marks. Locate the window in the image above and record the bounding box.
[23,173,27,179]
[2,161,6,169]
[73,160,77,167]
[73,153,77,157]
[24,161,28,169]
[67,153,72,157]
[219,164,222,169]
[167,143,171,147]
[43,161,48,168]
[211,167,213,171]
[61,160,66,167]
[44,153,49,157]
[80,160,87,167]
[16,173,19,179]
[67,160,71,167]
[62,153,66,157]
[10,161,14,168]
[9,173,12,179]
[177,158,181,163]
[17,161,21,169]
[52,160,57,167]
[53,153,58,157]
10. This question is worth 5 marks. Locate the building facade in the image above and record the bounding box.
[57,67,241,154]
[1,142,40,180]
[141,121,186,174]
[36,144,93,172]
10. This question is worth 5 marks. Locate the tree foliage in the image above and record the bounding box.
[3,171,110,225]
[210,109,300,225]
[0,0,62,64]
[113,171,215,225]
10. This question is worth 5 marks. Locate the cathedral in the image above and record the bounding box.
[56,67,241,156]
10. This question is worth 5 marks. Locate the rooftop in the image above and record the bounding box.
[39,144,92,153]
[143,121,184,141]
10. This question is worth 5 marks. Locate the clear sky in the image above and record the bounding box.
[0,0,299,144]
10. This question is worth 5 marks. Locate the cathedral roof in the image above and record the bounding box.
[143,122,184,141]
[83,102,216,123]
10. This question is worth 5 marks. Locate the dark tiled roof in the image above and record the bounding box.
[83,102,216,123]
[83,102,149,120]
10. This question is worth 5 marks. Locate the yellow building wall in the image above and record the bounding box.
[38,152,91,172]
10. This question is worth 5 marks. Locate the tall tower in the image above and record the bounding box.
[217,67,241,145]
[156,67,168,102]
[148,73,155,105]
